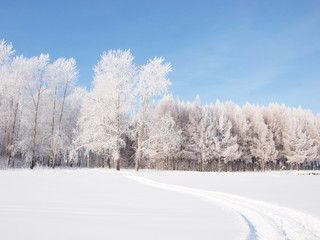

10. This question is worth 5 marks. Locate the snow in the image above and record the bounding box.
[130,170,320,239]
[0,169,319,240]
[137,170,320,217]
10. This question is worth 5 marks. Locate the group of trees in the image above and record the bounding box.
[0,40,84,168]
[148,97,320,171]
[0,40,319,171]
[73,50,172,171]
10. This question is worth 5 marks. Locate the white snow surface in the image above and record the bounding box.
[0,169,319,240]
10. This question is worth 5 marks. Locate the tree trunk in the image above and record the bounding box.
[172,158,176,170]
[31,74,44,169]
[115,159,120,171]
[51,86,57,168]
[135,157,140,171]
[218,158,223,172]
[115,94,121,171]
[31,96,41,169]
[107,158,111,168]
[52,154,56,168]
[58,82,69,132]
[86,155,90,168]
[135,132,141,171]
[7,102,19,168]
[260,158,265,172]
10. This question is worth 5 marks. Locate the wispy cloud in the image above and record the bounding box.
[167,4,320,112]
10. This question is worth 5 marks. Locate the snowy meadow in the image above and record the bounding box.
[0,169,319,240]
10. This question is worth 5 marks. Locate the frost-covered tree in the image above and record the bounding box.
[262,104,291,166]
[0,40,14,65]
[45,58,78,167]
[0,52,51,168]
[242,104,278,171]
[134,57,171,171]
[188,98,216,171]
[145,113,180,169]
[172,98,194,167]
[284,110,317,167]
[214,110,240,171]
[75,50,136,170]
[146,95,181,169]
[17,54,50,169]
[2,56,32,167]
[222,101,252,170]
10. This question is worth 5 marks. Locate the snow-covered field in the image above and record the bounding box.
[0,169,319,240]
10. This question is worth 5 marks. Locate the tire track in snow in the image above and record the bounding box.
[121,171,320,240]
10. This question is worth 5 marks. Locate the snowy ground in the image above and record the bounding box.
[0,169,319,240]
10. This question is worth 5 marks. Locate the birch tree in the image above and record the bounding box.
[45,58,78,167]
[146,113,180,169]
[3,56,31,167]
[134,57,171,171]
[75,50,136,170]
[29,54,50,169]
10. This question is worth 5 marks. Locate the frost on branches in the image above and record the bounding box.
[0,39,320,171]
[134,57,172,171]
[74,51,173,171]
[0,40,81,169]
[74,50,136,170]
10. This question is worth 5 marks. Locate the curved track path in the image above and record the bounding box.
[122,171,320,240]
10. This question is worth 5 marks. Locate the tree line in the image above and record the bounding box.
[0,40,319,171]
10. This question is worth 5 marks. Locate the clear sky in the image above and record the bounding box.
[1,0,320,113]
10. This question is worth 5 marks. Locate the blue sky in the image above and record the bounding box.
[1,0,320,113]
